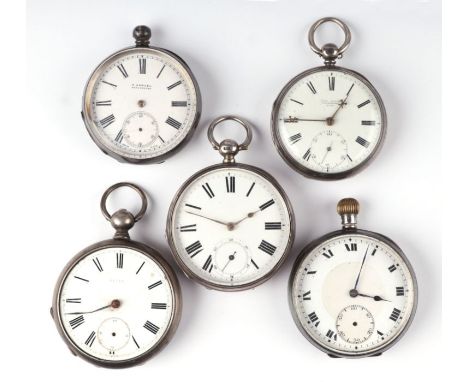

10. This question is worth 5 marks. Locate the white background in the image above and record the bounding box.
[1,0,446,380]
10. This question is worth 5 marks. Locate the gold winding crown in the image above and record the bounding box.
[337,198,360,216]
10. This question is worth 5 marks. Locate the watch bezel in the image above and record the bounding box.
[288,228,418,358]
[82,45,202,164]
[271,66,387,180]
[166,162,296,291]
[51,239,182,368]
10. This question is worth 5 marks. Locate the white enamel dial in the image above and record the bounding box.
[274,69,384,175]
[58,247,176,362]
[290,234,416,356]
[169,166,292,289]
[85,48,199,160]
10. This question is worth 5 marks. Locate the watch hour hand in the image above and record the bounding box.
[356,292,391,302]
[65,299,121,315]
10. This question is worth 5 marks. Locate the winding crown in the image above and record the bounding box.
[337,198,360,216]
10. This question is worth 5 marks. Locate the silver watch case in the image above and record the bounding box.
[82,46,202,164]
[288,228,417,358]
[271,66,386,180]
[51,239,183,368]
[166,162,296,291]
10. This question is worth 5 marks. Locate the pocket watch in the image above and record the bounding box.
[51,183,182,368]
[82,25,201,164]
[271,18,386,179]
[289,198,417,358]
[167,116,295,291]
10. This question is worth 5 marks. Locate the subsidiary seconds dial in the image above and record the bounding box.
[82,26,201,163]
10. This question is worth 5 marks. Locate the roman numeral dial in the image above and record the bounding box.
[86,48,199,162]
[274,68,385,177]
[169,166,293,290]
[290,233,416,356]
[57,246,177,362]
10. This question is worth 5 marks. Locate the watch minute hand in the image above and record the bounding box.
[185,211,230,227]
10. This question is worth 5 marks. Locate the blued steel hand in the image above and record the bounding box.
[354,245,370,290]
[231,209,261,227]
[284,116,327,123]
[186,210,231,228]
[65,299,120,315]
[357,293,391,302]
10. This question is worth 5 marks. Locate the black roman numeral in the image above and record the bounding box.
[258,240,277,256]
[92,257,103,272]
[289,133,302,144]
[151,303,167,309]
[99,114,115,128]
[303,148,311,161]
[167,80,182,90]
[290,98,304,105]
[389,308,401,321]
[302,290,311,300]
[180,224,197,232]
[115,129,124,143]
[225,175,235,193]
[371,248,377,256]
[307,81,317,94]
[357,100,371,108]
[259,199,275,211]
[265,222,282,230]
[202,255,213,272]
[116,252,124,269]
[148,280,162,290]
[69,315,84,329]
[361,120,376,126]
[396,287,405,296]
[95,100,112,106]
[139,58,146,74]
[202,183,215,199]
[143,320,159,334]
[166,116,182,130]
[85,331,96,347]
[102,80,117,88]
[345,243,357,251]
[132,336,140,348]
[185,203,202,210]
[246,182,255,197]
[322,249,334,258]
[251,259,259,269]
[186,241,203,257]
[356,136,370,148]
[156,65,165,78]
[136,261,145,274]
[74,276,89,282]
[326,329,337,340]
[307,270,317,275]
[117,64,128,78]
[388,264,397,273]
[65,298,81,303]
[328,76,335,91]
[171,101,187,107]
[308,311,320,326]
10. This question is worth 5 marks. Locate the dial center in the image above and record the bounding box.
[111,299,121,309]
[137,99,146,108]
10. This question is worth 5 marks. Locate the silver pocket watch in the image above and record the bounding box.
[271,18,387,179]
[289,198,417,358]
[167,116,295,291]
[82,25,201,164]
[51,183,182,368]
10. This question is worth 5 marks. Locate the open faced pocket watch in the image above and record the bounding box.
[289,198,417,358]
[271,17,386,179]
[82,25,201,164]
[167,116,295,291]
[51,183,182,368]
